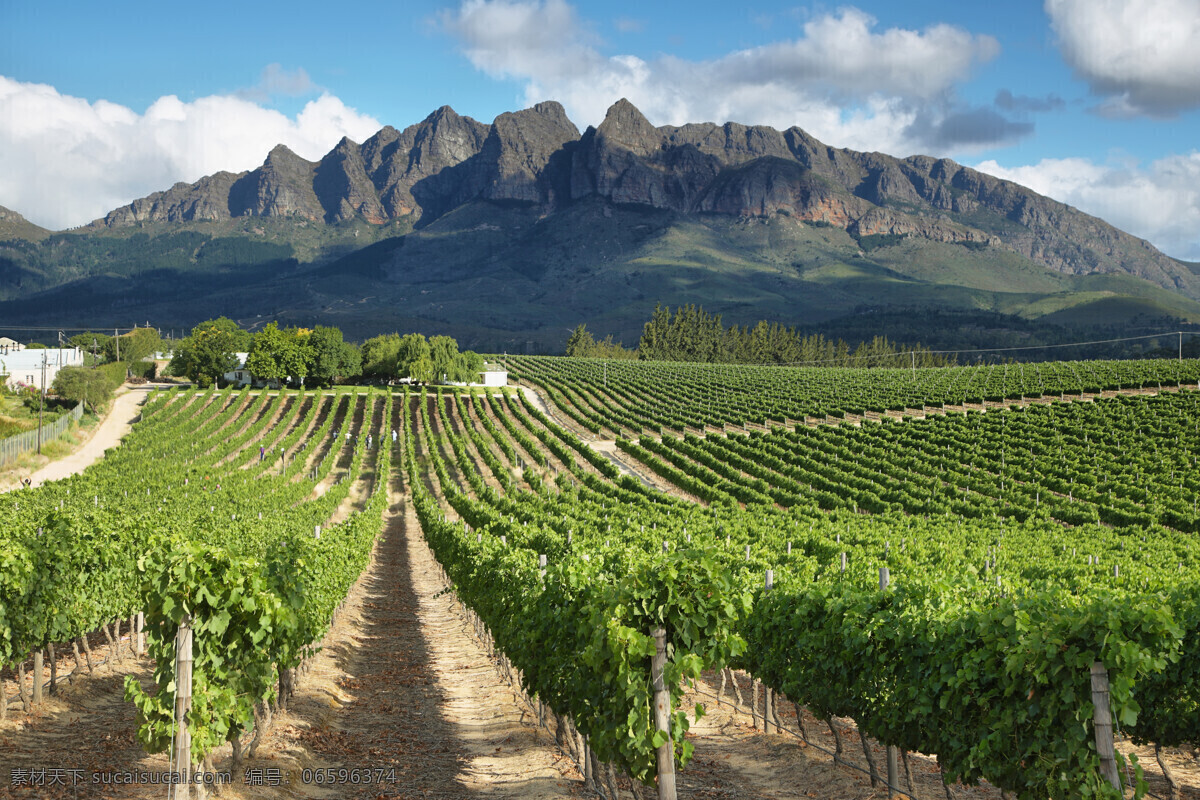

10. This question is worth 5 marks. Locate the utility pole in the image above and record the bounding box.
[114,328,120,362]
[1180,331,1184,362]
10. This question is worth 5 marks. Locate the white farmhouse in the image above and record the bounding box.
[223,353,253,387]
[1,347,86,391]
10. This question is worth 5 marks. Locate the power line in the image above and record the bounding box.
[0,325,138,333]
[926,330,1187,355]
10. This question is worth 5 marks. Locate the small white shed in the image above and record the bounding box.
[479,367,508,387]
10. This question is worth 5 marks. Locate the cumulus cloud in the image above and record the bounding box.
[0,75,381,230]
[1046,0,1200,117]
[613,17,644,34]
[236,63,319,103]
[441,0,1012,155]
[975,153,1200,260]
[909,108,1034,150]
[994,89,1065,113]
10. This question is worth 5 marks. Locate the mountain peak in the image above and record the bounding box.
[528,100,571,124]
[594,98,659,156]
[599,98,654,131]
[0,204,50,241]
[265,143,309,167]
[426,105,462,124]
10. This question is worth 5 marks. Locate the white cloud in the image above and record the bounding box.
[441,1,1006,156]
[1046,0,1200,116]
[975,154,1200,260]
[237,64,319,103]
[442,0,598,83]
[613,17,644,34]
[0,75,381,230]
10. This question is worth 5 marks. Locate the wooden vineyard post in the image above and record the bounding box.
[32,649,43,706]
[1090,662,1121,792]
[880,567,900,798]
[763,570,776,734]
[651,627,676,800]
[173,614,194,799]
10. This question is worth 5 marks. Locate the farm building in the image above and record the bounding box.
[0,347,86,391]
[478,366,508,387]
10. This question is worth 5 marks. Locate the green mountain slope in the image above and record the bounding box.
[4,197,1193,353]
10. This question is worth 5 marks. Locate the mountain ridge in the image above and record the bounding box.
[3,99,1200,353]
[77,98,1195,300]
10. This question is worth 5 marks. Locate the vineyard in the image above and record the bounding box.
[3,358,1200,799]
[504,355,1200,434]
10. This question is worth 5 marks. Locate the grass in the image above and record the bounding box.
[0,411,100,490]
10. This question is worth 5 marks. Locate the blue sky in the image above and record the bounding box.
[3,0,1200,259]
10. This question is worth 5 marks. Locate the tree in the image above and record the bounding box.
[638,304,673,360]
[452,350,485,383]
[566,324,595,357]
[246,322,307,386]
[51,366,118,412]
[168,318,248,386]
[305,326,346,386]
[396,334,433,383]
[195,317,253,353]
[427,335,484,383]
[105,327,162,364]
[339,341,362,381]
[360,333,402,379]
[69,332,112,364]
[429,335,459,383]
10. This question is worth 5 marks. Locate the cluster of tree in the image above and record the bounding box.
[68,327,163,364]
[244,323,361,387]
[169,318,360,387]
[636,304,956,367]
[50,362,127,412]
[167,320,484,388]
[360,332,484,383]
[167,318,252,386]
[564,325,639,360]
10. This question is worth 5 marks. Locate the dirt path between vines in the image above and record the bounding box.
[231,479,587,800]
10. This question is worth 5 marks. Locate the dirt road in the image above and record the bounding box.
[20,386,158,489]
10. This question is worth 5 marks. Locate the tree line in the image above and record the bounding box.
[566,304,957,367]
[167,318,485,388]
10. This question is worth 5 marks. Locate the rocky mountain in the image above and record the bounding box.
[4,99,1200,352]
[88,98,1198,300]
[0,206,49,242]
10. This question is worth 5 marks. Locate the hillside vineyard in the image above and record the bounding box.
[3,359,1200,798]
